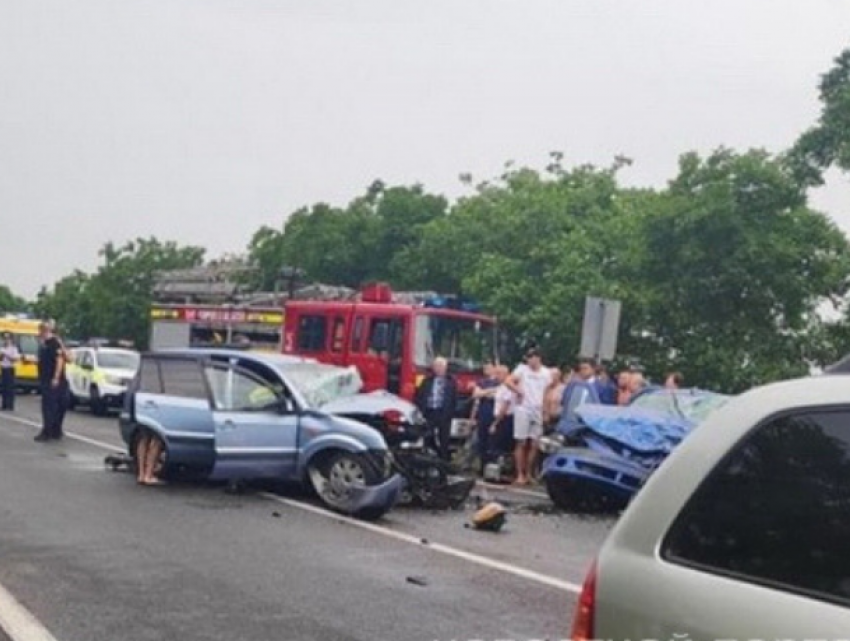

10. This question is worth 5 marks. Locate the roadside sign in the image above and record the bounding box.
[580,297,621,361]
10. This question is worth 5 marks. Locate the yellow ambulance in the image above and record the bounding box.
[0,316,41,391]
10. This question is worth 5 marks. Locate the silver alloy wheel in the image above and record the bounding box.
[309,454,367,511]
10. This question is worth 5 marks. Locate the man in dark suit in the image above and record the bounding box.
[415,357,458,462]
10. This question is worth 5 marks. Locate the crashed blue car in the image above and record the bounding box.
[538,385,729,511]
[119,349,403,520]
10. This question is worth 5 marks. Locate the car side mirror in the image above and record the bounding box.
[277,397,297,414]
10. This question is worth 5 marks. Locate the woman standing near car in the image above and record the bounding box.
[0,333,20,411]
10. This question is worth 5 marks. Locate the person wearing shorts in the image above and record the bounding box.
[506,348,550,485]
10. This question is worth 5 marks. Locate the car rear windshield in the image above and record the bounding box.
[662,409,850,606]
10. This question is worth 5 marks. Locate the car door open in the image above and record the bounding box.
[206,360,299,481]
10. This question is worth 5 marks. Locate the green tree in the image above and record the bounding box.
[398,158,642,362]
[0,285,27,314]
[788,48,850,186]
[33,271,92,339]
[37,238,204,347]
[629,148,850,391]
[247,184,448,290]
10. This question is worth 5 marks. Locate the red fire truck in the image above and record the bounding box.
[282,283,498,420]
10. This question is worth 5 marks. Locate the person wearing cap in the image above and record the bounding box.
[0,333,20,411]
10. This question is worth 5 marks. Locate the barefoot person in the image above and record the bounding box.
[136,429,165,486]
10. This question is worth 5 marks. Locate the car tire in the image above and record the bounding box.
[308,450,388,520]
[68,393,78,411]
[90,386,107,417]
[545,475,628,514]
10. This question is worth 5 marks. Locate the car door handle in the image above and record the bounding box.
[141,400,158,409]
[218,420,236,431]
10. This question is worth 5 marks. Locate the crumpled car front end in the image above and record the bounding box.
[339,472,405,518]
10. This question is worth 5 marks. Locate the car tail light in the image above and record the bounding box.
[382,409,405,431]
[571,559,597,641]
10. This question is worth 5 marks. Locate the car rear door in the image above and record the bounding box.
[205,358,299,481]
[134,356,215,470]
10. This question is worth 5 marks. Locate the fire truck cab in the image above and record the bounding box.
[283,284,498,429]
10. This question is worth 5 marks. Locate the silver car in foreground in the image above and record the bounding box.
[573,374,850,640]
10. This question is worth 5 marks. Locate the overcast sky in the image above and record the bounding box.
[2,0,849,298]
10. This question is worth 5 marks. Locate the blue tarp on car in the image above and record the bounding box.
[572,404,692,454]
[558,387,729,458]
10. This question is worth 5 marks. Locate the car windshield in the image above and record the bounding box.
[17,334,39,357]
[413,313,495,373]
[98,351,140,371]
[630,389,729,423]
[277,362,363,408]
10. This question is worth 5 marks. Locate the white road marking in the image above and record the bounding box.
[0,579,60,641]
[0,415,124,452]
[259,492,581,593]
[476,480,549,499]
[0,413,582,595]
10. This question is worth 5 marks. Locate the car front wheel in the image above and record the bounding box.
[308,451,387,519]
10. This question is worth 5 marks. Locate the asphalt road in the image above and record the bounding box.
[0,396,615,641]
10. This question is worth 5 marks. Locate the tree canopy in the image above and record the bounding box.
[35,238,204,348]
[0,285,27,315]
[242,150,850,392]
[789,48,850,186]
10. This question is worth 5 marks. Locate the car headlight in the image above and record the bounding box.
[105,375,124,386]
[538,434,565,455]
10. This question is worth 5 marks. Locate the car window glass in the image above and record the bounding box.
[159,359,207,400]
[297,315,326,352]
[368,318,395,356]
[17,334,38,358]
[662,410,850,606]
[138,359,162,394]
[205,363,283,412]
[331,317,345,353]
[351,316,364,353]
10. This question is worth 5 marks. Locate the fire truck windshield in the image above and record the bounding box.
[414,313,495,373]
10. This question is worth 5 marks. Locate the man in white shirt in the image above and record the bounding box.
[506,348,550,485]
[0,333,20,411]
